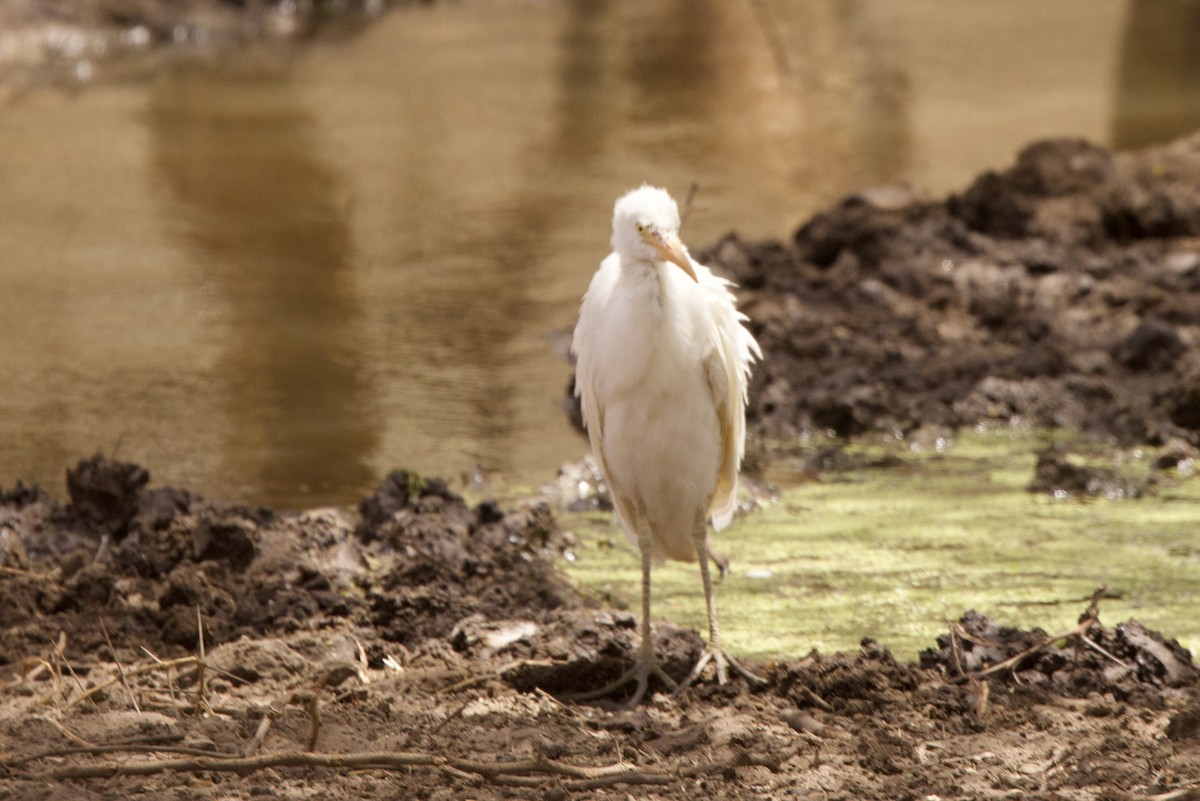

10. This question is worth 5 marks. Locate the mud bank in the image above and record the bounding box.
[697,135,1200,450]
[1,457,1198,799]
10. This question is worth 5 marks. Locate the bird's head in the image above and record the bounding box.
[611,185,698,282]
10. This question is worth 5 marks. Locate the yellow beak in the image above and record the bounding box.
[644,229,698,282]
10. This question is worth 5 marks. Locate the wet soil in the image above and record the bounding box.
[700,135,1200,453]
[2,457,1198,799]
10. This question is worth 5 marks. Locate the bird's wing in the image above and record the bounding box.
[697,263,761,531]
[571,255,641,538]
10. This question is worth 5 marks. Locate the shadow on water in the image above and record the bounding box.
[149,63,378,508]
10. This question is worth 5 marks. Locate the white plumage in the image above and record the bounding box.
[572,185,762,703]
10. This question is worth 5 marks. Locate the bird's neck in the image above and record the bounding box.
[620,257,669,302]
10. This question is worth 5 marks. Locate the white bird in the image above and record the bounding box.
[572,185,763,704]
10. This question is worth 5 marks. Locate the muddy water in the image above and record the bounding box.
[2,0,1196,508]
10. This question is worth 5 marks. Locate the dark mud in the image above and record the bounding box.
[697,135,1200,451]
[2,457,1198,799]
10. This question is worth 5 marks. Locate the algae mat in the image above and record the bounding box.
[560,430,1200,662]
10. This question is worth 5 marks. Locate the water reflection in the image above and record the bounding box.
[3,0,1197,508]
[150,64,378,508]
[1112,0,1200,148]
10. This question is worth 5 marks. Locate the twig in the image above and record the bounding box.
[956,621,1090,683]
[244,706,281,757]
[680,181,701,225]
[7,740,225,769]
[801,687,833,713]
[429,696,474,736]
[65,656,199,709]
[41,716,92,749]
[1076,632,1130,669]
[954,585,1114,683]
[0,564,53,579]
[973,678,989,717]
[439,659,563,694]
[194,606,210,716]
[290,691,321,752]
[50,636,93,709]
[0,658,49,695]
[949,624,965,676]
[99,618,140,714]
[11,745,782,789]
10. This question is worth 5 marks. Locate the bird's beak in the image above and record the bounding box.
[644,229,698,282]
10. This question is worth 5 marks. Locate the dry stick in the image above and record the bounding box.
[957,620,1093,683]
[0,658,50,694]
[948,623,965,676]
[137,646,181,708]
[680,181,701,225]
[244,707,280,757]
[50,636,93,709]
[8,741,227,769]
[30,632,70,705]
[18,746,784,788]
[41,716,93,749]
[439,659,563,694]
[801,687,834,713]
[290,691,321,752]
[99,618,140,714]
[194,605,210,716]
[955,585,1113,684]
[138,693,243,718]
[429,696,474,736]
[0,564,53,579]
[974,679,990,717]
[66,657,199,710]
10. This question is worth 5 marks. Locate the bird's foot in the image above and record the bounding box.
[568,657,679,707]
[674,645,767,695]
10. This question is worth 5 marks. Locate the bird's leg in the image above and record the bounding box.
[676,516,767,694]
[706,542,730,580]
[569,531,677,705]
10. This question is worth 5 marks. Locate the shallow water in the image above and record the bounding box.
[3,0,1198,507]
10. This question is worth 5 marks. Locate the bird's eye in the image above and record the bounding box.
[635,222,645,233]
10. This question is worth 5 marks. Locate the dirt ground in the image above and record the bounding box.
[707,135,1200,452]
[1,451,1198,800]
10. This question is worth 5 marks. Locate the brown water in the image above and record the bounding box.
[2,0,1197,509]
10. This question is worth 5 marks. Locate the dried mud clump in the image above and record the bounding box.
[355,469,581,647]
[0,457,581,667]
[921,608,1199,703]
[695,134,1200,445]
[1026,444,1151,498]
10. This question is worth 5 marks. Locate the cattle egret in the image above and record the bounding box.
[572,185,763,704]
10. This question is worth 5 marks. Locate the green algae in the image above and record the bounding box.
[558,430,1200,662]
